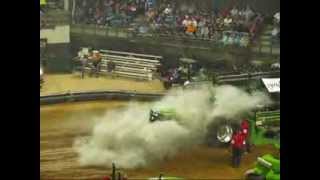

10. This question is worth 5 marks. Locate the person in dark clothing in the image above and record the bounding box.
[80,54,88,79]
[107,60,116,78]
[89,50,102,77]
[230,129,246,168]
[107,60,116,73]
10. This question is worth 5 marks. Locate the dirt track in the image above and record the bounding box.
[40,101,278,180]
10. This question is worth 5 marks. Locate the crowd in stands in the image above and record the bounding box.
[73,0,154,26]
[272,12,280,41]
[148,4,265,47]
[73,1,274,47]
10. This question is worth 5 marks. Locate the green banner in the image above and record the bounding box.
[40,0,46,5]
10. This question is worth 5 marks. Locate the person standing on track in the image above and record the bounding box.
[230,128,246,168]
[102,175,111,180]
[241,119,251,153]
[89,50,102,77]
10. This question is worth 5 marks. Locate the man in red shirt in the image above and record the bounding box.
[102,175,111,180]
[241,119,251,153]
[230,128,246,168]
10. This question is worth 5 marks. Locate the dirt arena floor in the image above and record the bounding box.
[40,74,165,96]
[40,101,279,180]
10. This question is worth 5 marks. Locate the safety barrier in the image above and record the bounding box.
[217,71,280,83]
[99,162,185,180]
[40,90,165,105]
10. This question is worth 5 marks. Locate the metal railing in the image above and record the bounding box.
[217,71,280,83]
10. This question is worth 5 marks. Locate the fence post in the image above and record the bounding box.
[270,38,273,55]
[81,24,85,34]
[112,162,116,180]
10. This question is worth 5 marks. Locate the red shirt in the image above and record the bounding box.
[231,132,246,149]
[241,120,250,138]
[102,176,111,180]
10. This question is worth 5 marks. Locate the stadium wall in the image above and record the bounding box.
[41,25,72,73]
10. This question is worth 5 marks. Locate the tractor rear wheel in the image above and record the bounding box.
[206,118,239,147]
[245,173,266,180]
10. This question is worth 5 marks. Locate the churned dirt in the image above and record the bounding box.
[40,101,278,180]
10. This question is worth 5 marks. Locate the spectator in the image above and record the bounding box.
[89,50,102,77]
[244,6,254,22]
[230,7,238,17]
[107,60,116,78]
[182,15,189,33]
[163,4,172,15]
[223,15,233,29]
[186,19,197,37]
[274,12,280,24]
[240,34,249,47]
[272,27,280,38]
[199,18,209,38]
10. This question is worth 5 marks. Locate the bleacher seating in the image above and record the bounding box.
[75,49,162,80]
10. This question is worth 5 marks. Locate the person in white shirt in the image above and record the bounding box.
[198,18,208,38]
[244,6,254,22]
[272,27,279,36]
[238,9,244,17]
[182,15,189,26]
[274,12,280,24]
[192,18,197,28]
[164,4,172,15]
[224,16,233,28]
[230,7,238,17]
[182,16,189,33]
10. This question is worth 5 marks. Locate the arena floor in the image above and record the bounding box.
[40,101,279,180]
[40,74,165,96]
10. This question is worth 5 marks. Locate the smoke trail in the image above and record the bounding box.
[74,85,271,168]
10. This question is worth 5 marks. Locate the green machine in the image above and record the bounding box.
[149,108,177,122]
[249,110,280,148]
[245,154,280,180]
[149,94,280,148]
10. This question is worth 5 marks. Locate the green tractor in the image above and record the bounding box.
[245,154,280,180]
[249,110,280,148]
[149,101,280,148]
[149,108,177,122]
[151,75,280,147]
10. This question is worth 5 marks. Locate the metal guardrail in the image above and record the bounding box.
[40,90,165,105]
[70,24,224,44]
[217,71,280,83]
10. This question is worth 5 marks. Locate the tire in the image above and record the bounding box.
[205,117,239,147]
[245,173,266,180]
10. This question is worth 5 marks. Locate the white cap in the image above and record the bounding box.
[184,81,190,86]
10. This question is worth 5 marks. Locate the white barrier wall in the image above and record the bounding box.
[40,25,70,44]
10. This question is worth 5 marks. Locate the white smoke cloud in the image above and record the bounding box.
[74,85,271,168]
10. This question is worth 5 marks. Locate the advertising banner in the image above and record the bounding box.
[262,78,280,93]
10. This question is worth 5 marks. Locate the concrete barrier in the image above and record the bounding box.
[40,90,165,105]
